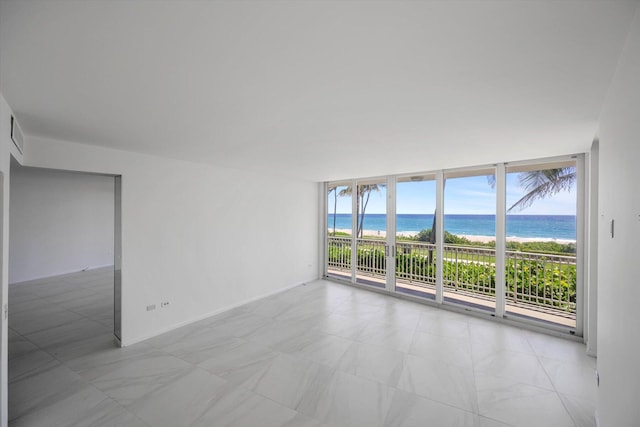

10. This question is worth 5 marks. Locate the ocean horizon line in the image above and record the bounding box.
[329,228,577,244]
[327,213,577,240]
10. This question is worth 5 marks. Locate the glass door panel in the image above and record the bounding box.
[395,175,437,299]
[443,169,496,312]
[327,182,352,281]
[355,180,387,288]
[505,161,577,328]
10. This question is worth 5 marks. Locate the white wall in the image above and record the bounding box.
[9,167,114,284]
[0,93,23,427]
[22,136,319,346]
[596,7,640,427]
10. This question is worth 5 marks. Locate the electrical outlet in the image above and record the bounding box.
[146,304,156,311]
[161,301,170,308]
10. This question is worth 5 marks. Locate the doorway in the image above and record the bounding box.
[7,162,122,342]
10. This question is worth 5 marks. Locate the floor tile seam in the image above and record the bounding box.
[6,293,53,311]
[280,344,344,370]
[20,318,110,350]
[310,348,404,389]
[6,289,41,300]
[125,367,232,427]
[83,363,196,399]
[405,350,475,375]
[413,328,475,348]
[308,325,360,342]
[8,327,70,372]
[400,386,484,419]
[557,389,597,406]
[478,414,517,427]
[472,369,557,394]
[8,370,95,423]
[554,392,582,427]
[469,348,552,375]
[398,384,480,416]
[247,389,327,427]
[468,341,540,359]
[534,351,597,369]
[7,360,63,387]
[466,320,482,417]
[168,342,247,368]
[55,303,114,329]
[55,297,113,312]
[7,346,61,379]
[63,344,188,385]
[13,292,104,335]
[246,362,340,420]
[350,334,405,351]
[43,287,105,301]
[534,350,582,404]
[28,287,97,299]
[474,374,579,427]
[405,309,422,356]
[523,330,583,354]
[84,381,153,427]
[6,327,33,346]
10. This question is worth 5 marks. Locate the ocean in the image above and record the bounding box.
[327,214,576,240]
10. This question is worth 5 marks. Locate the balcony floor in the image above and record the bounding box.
[327,269,576,328]
[8,269,593,427]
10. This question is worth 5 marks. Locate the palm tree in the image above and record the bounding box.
[339,184,386,238]
[328,185,338,235]
[508,167,576,212]
[487,167,576,211]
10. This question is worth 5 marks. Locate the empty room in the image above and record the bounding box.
[0,1,639,426]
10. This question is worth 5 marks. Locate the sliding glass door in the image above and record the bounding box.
[504,160,578,329]
[395,174,437,300]
[325,155,583,334]
[354,179,388,288]
[443,169,496,313]
[326,182,352,282]
[326,179,390,288]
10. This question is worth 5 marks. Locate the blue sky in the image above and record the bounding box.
[329,173,576,215]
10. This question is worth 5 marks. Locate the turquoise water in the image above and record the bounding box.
[327,214,576,240]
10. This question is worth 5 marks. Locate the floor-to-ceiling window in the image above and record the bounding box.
[395,174,437,300]
[354,179,388,288]
[326,181,352,282]
[325,155,583,334]
[443,168,497,313]
[504,160,578,329]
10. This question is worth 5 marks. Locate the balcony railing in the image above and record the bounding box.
[327,236,576,320]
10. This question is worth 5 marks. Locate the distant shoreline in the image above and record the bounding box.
[330,228,577,244]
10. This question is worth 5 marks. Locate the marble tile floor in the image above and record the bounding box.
[7,268,597,426]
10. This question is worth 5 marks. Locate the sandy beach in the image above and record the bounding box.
[330,228,576,244]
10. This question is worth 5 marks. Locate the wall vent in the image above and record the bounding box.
[11,115,24,154]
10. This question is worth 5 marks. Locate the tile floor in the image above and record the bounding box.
[7,268,597,426]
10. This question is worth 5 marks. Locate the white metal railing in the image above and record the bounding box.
[327,235,576,318]
[395,241,437,287]
[441,244,496,299]
[505,250,576,316]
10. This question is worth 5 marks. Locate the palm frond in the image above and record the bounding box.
[509,168,576,212]
[338,186,352,197]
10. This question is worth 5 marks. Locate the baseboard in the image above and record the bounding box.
[121,279,312,347]
[10,264,114,285]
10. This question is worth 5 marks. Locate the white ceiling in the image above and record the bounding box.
[0,1,637,182]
